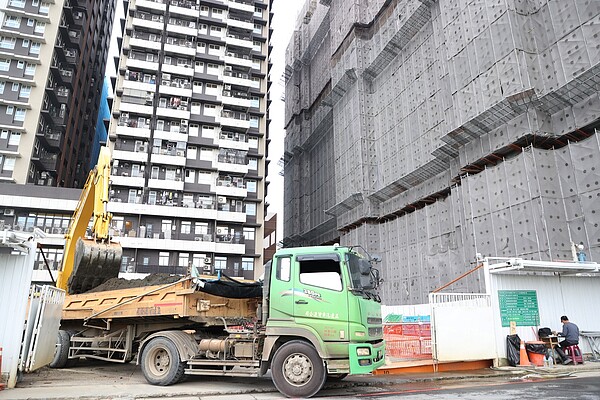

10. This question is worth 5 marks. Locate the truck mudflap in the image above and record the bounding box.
[348,341,385,374]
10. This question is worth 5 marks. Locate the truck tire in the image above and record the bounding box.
[49,330,71,368]
[271,340,326,398]
[141,337,185,386]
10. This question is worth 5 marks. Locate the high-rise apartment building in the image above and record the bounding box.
[284,0,600,304]
[108,0,272,279]
[0,0,115,187]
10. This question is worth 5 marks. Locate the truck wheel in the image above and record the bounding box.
[49,330,71,368]
[141,337,185,386]
[271,340,326,398]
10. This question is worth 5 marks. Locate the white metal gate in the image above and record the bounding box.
[429,293,497,362]
[20,285,65,373]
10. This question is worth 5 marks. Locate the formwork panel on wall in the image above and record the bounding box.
[580,188,600,247]
[511,201,540,255]
[473,214,495,256]
[504,155,532,206]
[549,0,580,40]
[531,147,561,199]
[469,171,490,217]
[571,135,600,193]
[491,209,517,256]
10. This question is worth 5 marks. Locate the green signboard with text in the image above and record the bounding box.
[498,290,540,327]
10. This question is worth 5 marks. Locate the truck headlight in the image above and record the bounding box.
[356,347,371,357]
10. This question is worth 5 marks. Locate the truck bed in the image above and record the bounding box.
[62,278,260,324]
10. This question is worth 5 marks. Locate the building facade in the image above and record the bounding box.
[283,0,600,305]
[0,0,115,187]
[108,0,273,279]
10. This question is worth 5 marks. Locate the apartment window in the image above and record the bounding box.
[39,2,50,13]
[248,158,257,170]
[2,156,15,171]
[253,24,262,34]
[0,59,9,71]
[34,21,45,34]
[22,39,29,48]
[27,18,34,26]
[11,82,19,91]
[25,63,35,75]
[194,222,208,235]
[214,256,227,270]
[146,53,155,62]
[159,252,170,266]
[211,8,223,15]
[9,0,26,8]
[245,202,256,216]
[15,108,27,120]
[178,253,189,268]
[4,16,21,28]
[187,146,197,159]
[16,60,24,69]
[200,6,208,14]
[8,132,20,146]
[246,180,256,193]
[0,82,4,94]
[30,42,41,54]
[181,221,191,234]
[32,0,39,5]
[243,227,255,241]
[19,85,31,98]
[184,169,195,183]
[242,257,253,271]
[148,191,157,205]
[151,166,159,179]
[128,189,137,203]
[6,106,14,115]
[209,44,220,50]
[0,37,16,49]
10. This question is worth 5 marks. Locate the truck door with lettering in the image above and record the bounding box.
[292,253,349,342]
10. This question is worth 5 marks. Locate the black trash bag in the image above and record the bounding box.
[506,334,521,367]
[538,327,552,338]
[525,343,546,355]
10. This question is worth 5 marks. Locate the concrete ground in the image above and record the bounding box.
[1,360,599,400]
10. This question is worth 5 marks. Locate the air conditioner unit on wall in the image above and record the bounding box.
[204,257,212,264]
[4,209,14,216]
[218,196,226,204]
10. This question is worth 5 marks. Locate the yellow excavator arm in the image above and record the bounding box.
[55,146,122,294]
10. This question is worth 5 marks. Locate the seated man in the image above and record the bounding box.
[553,315,579,365]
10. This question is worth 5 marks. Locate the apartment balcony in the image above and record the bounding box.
[122,79,156,93]
[228,0,254,13]
[31,153,58,172]
[226,18,253,30]
[49,65,74,87]
[153,129,187,142]
[155,106,190,120]
[131,16,163,31]
[221,116,250,129]
[164,43,195,57]
[223,54,253,68]
[162,63,194,77]
[129,37,161,51]
[126,57,159,72]
[217,161,248,174]
[148,178,184,191]
[115,235,245,254]
[214,182,246,197]
[224,35,253,49]
[223,73,254,88]
[115,124,151,139]
[151,151,186,167]
[169,0,198,16]
[113,149,148,163]
[41,109,66,127]
[166,22,197,36]
[222,94,251,108]
[218,137,250,151]
[109,201,218,220]
[135,0,166,12]
[158,83,192,98]
[110,174,145,187]
[119,102,154,115]
[36,130,63,151]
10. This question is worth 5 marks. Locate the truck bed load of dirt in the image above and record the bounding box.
[86,274,182,293]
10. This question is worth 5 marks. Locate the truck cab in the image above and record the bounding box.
[264,245,385,397]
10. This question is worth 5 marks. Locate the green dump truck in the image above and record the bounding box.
[53,245,385,398]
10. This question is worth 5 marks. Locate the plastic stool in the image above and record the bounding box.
[565,345,584,364]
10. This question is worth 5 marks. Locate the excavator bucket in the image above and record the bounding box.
[67,238,123,294]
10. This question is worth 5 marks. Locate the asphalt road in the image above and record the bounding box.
[317,372,600,399]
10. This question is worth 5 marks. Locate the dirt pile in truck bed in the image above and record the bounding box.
[86,274,183,293]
